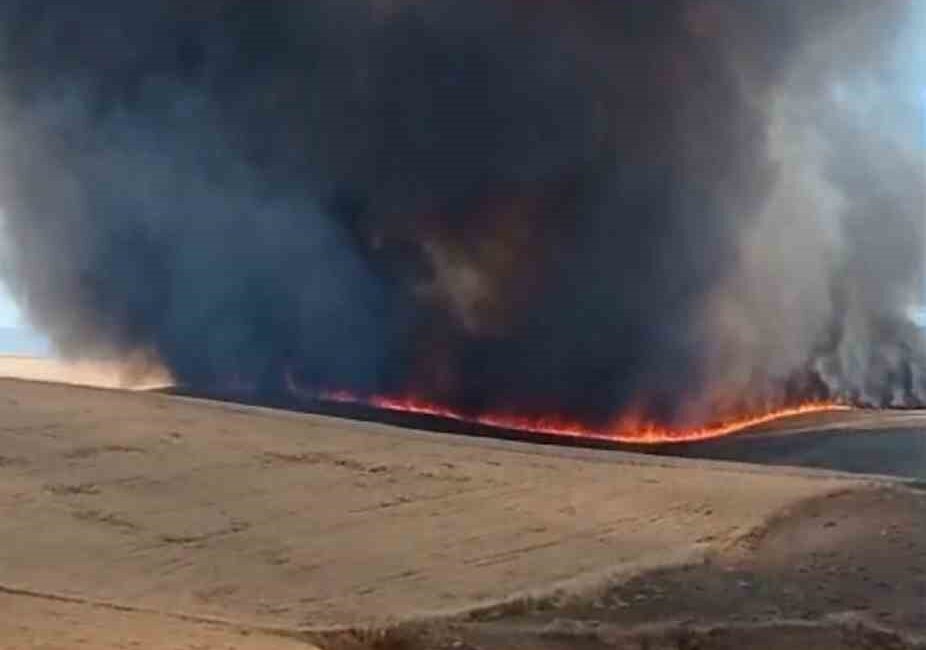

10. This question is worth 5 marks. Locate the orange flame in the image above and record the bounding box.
[320,390,849,445]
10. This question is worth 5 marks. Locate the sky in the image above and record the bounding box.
[0,288,21,328]
[0,281,50,356]
[0,216,47,355]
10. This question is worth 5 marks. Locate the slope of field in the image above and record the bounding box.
[662,409,926,480]
[399,485,926,650]
[0,376,878,649]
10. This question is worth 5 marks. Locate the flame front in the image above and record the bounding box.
[320,390,849,445]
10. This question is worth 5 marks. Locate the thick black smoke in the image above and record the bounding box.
[0,1,922,428]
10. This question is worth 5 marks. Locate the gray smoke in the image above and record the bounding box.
[0,1,923,429]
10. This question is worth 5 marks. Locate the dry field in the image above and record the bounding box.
[0,360,923,649]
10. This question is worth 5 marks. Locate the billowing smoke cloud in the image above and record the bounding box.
[0,1,922,429]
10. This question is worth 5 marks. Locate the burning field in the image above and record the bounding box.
[0,1,924,446]
[319,391,852,444]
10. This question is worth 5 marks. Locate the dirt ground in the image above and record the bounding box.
[0,369,924,649]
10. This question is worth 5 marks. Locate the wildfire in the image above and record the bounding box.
[320,390,850,445]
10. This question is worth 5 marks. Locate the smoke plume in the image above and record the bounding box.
[0,1,923,429]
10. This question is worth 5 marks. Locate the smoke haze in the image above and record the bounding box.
[0,1,923,430]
